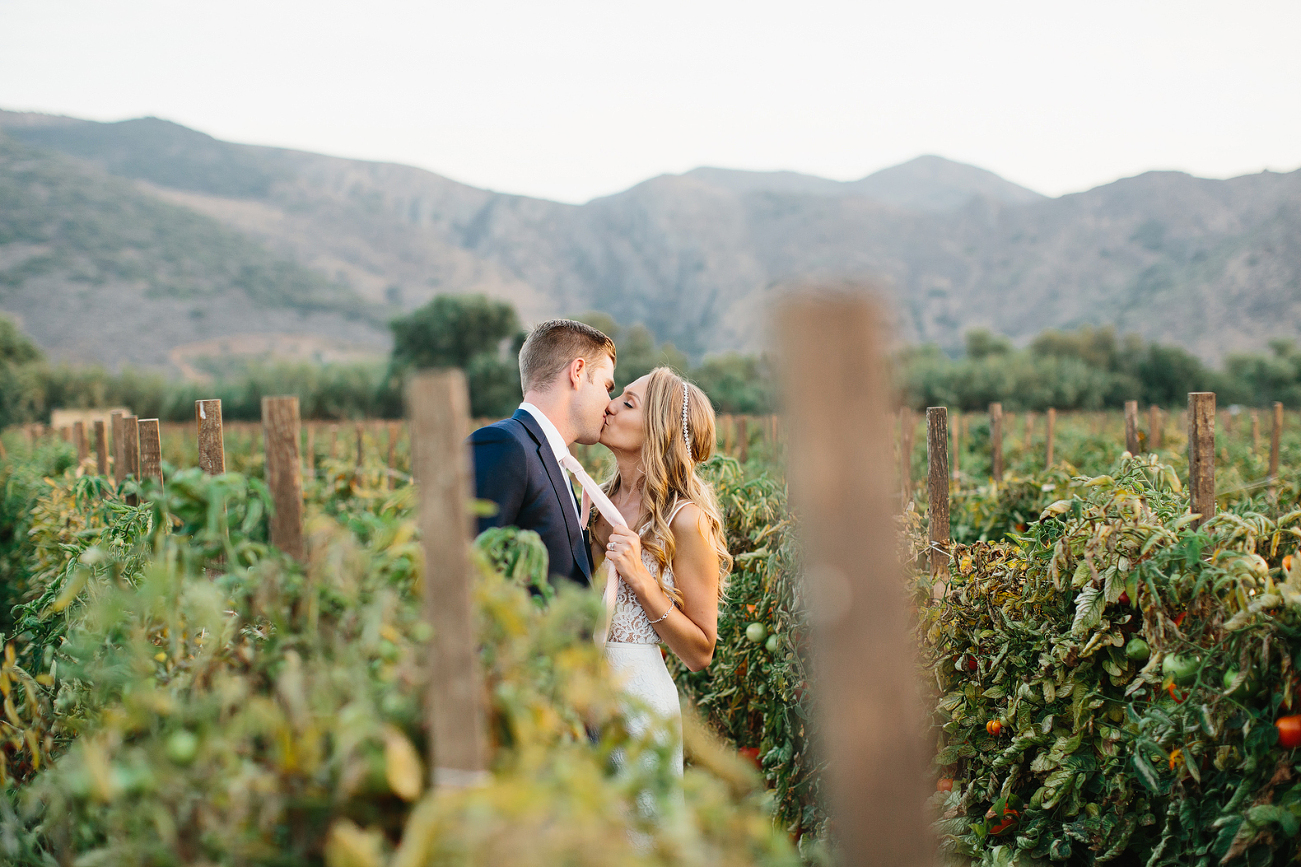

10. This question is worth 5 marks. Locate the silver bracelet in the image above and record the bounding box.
[647,602,673,624]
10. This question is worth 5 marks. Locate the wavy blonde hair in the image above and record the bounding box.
[598,367,732,605]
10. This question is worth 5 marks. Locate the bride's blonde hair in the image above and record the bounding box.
[599,367,732,605]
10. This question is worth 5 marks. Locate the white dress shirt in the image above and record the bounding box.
[518,402,582,520]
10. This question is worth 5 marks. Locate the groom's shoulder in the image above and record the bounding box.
[468,416,528,447]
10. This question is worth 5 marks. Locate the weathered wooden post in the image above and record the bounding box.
[408,370,489,788]
[1251,410,1261,457]
[1023,411,1034,452]
[737,416,749,463]
[195,400,225,474]
[329,424,340,460]
[111,411,125,485]
[899,407,915,504]
[927,407,950,582]
[93,420,108,476]
[1045,407,1056,469]
[779,293,934,866]
[1124,400,1140,454]
[386,421,398,489]
[721,414,735,455]
[989,402,1004,482]
[1269,402,1283,497]
[1188,393,1216,529]
[1149,405,1162,450]
[58,426,71,443]
[262,397,305,562]
[122,416,140,505]
[138,419,162,485]
[73,422,89,464]
[355,422,365,469]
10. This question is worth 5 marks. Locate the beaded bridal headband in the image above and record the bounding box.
[681,382,690,450]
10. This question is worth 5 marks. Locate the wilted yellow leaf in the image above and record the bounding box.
[324,819,384,867]
[384,726,424,802]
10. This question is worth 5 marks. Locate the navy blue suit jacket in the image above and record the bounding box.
[469,409,593,587]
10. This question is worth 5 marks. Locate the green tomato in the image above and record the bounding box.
[165,730,200,766]
[745,622,767,644]
[1162,653,1199,685]
[765,633,780,654]
[1222,667,1259,698]
[1124,638,1150,662]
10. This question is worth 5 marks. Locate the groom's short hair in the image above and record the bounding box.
[519,319,616,393]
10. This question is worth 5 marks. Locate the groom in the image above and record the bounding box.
[469,319,617,587]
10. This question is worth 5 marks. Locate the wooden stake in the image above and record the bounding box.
[1269,402,1283,496]
[927,407,950,580]
[738,416,749,463]
[1046,407,1056,469]
[93,421,108,476]
[722,414,735,455]
[138,419,162,485]
[111,411,126,485]
[989,402,1003,482]
[1251,410,1260,457]
[1188,393,1216,529]
[122,416,140,505]
[196,400,225,475]
[355,422,365,468]
[1149,405,1162,450]
[387,421,398,489]
[778,294,934,866]
[1023,411,1034,450]
[59,426,71,443]
[305,423,316,471]
[899,407,915,504]
[1124,400,1140,454]
[72,421,89,463]
[408,370,489,788]
[329,424,339,459]
[262,397,305,562]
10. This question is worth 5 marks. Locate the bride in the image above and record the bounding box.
[590,366,733,793]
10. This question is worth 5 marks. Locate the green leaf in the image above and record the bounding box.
[1071,586,1104,636]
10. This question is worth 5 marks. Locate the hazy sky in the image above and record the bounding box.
[2,0,1298,203]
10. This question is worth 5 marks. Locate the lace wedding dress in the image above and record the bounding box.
[604,501,689,841]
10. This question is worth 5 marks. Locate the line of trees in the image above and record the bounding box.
[4,298,1297,429]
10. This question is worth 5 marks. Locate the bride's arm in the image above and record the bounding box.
[606,505,719,671]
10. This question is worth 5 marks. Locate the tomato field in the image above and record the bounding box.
[2,406,1301,865]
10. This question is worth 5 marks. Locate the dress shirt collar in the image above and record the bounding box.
[518,402,571,462]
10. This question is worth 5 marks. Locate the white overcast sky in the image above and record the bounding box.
[1,0,1298,204]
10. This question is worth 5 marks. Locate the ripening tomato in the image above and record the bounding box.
[1118,591,1131,606]
[738,746,762,768]
[986,719,1003,736]
[1277,715,1301,749]
[1284,555,1294,573]
[936,777,954,793]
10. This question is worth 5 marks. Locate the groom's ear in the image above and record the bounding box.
[567,357,587,390]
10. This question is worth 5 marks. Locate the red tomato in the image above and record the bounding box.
[986,719,1003,736]
[739,746,762,768]
[936,777,954,793]
[1277,715,1301,749]
[1118,591,1130,606]
[1173,612,1187,628]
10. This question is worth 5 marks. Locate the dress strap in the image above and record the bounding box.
[634,498,694,534]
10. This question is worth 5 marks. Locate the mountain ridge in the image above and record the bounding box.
[1,108,1298,372]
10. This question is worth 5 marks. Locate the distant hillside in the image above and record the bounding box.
[1,108,1298,372]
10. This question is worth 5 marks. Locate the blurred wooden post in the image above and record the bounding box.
[738,416,749,463]
[408,370,489,788]
[262,397,305,561]
[1023,411,1033,451]
[355,422,365,469]
[1149,405,1162,450]
[1269,402,1283,497]
[1251,410,1260,457]
[1045,407,1056,469]
[989,402,1003,482]
[927,407,950,581]
[779,294,934,866]
[722,414,735,455]
[1188,393,1216,529]
[122,416,140,505]
[304,423,316,472]
[111,411,125,485]
[1224,409,1234,437]
[770,414,780,456]
[59,426,71,443]
[72,422,89,463]
[1124,400,1140,454]
[93,421,108,476]
[138,419,162,485]
[329,424,339,459]
[196,400,225,475]
[899,407,914,504]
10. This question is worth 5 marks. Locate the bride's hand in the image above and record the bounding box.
[605,525,649,589]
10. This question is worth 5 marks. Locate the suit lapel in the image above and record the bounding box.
[514,410,590,580]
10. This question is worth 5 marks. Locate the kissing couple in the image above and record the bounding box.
[468,318,733,788]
